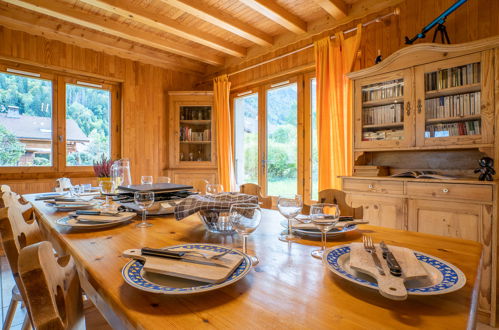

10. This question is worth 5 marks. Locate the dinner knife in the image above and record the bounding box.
[379,241,402,277]
[140,247,229,268]
[75,210,120,216]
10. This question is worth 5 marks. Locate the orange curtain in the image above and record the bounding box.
[314,25,362,191]
[213,74,236,191]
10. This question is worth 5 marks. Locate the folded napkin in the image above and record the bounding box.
[174,193,258,220]
[71,211,135,223]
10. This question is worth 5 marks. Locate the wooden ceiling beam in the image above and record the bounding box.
[238,0,307,34]
[313,0,347,20]
[158,0,273,47]
[0,4,206,74]
[78,0,246,58]
[3,0,224,66]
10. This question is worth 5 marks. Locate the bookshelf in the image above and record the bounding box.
[167,91,217,171]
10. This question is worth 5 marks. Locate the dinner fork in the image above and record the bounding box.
[362,236,385,276]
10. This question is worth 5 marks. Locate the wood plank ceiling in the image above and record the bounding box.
[0,0,393,74]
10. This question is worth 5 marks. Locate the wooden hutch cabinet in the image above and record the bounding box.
[165,91,218,188]
[343,37,499,325]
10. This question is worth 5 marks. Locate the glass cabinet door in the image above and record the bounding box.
[173,101,216,168]
[415,53,491,147]
[354,70,414,148]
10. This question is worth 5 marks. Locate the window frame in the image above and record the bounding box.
[231,72,316,202]
[0,60,121,178]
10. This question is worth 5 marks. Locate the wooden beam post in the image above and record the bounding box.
[238,0,307,34]
[3,0,224,66]
[313,0,348,20]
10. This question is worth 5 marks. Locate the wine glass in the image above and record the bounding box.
[99,181,116,210]
[229,203,261,266]
[134,191,155,228]
[310,203,340,259]
[277,194,303,242]
[206,183,224,195]
[141,175,153,185]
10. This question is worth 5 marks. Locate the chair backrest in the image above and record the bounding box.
[239,183,273,209]
[19,241,85,330]
[0,204,42,276]
[193,179,209,195]
[157,176,171,183]
[318,189,363,218]
[1,185,30,211]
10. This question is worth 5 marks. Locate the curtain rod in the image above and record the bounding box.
[194,8,400,87]
[226,8,400,78]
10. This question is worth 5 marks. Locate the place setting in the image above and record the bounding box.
[120,194,262,294]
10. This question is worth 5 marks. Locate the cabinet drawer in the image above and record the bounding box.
[406,182,492,202]
[343,179,404,195]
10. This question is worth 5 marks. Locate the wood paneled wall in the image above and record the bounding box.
[220,0,499,90]
[0,26,199,194]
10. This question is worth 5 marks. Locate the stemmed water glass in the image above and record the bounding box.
[134,191,155,228]
[229,203,261,266]
[99,180,116,210]
[310,203,340,259]
[206,184,224,195]
[141,175,153,185]
[277,194,303,242]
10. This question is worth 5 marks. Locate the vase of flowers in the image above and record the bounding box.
[93,155,113,185]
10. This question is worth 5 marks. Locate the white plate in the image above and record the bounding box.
[280,219,357,237]
[55,212,136,229]
[324,244,466,296]
[122,244,251,295]
[49,202,97,211]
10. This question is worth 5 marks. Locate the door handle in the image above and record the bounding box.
[406,101,411,116]
[417,99,422,114]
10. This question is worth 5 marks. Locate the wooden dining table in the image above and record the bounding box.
[25,195,483,330]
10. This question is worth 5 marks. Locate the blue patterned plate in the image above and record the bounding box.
[122,244,252,295]
[324,244,466,295]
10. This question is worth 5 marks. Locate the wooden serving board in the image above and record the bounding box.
[349,243,429,300]
[123,248,244,284]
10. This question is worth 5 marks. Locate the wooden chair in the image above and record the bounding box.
[19,241,110,330]
[239,183,273,209]
[193,179,209,195]
[157,176,171,183]
[310,189,363,218]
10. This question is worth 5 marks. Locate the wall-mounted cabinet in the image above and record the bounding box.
[166,91,218,185]
[353,50,494,152]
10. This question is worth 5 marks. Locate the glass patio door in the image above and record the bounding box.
[264,80,298,196]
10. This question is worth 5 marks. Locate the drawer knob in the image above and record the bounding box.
[442,188,449,193]
[368,184,374,189]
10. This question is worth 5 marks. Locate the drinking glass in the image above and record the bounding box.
[310,203,340,259]
[277,194,303,242]
[99,180,116,210]
[206,183,224,195]
[70,185,82,198]
[229,203,261,265]
[81,183,92,193]
[134,191,155,228]
[141,175,153,185]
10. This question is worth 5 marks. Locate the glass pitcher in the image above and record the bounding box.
[111,158,132,189]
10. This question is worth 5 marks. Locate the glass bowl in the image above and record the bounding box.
[198,209,235,234]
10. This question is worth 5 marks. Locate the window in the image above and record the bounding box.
[0,62,119,173]
[0,72,53,166]
[234,92,258,186]
[66,83,111,166]
[266,82,298,196]
[310,78,318,201]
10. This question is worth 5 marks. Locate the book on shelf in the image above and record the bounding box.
[363,103,403,125]
[391,171,456,180]
[425,120,480,138]
[425,91,481,119]
[362,129,404,141]
[425,62,480,91]
[179,126,211,142]
[362,79,404,102]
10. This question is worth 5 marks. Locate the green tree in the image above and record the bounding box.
[0,124,25,166]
